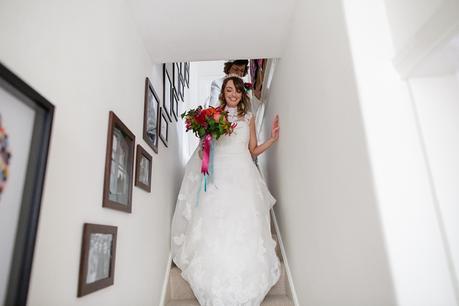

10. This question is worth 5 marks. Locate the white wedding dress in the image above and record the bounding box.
[171,110,281,306]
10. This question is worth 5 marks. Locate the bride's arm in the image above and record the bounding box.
[248,114,280,157]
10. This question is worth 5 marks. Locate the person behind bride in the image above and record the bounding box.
[208,59,249,107]
[171,75,280,305]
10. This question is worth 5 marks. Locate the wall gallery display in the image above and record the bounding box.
[143,77,159,154]
[163,65,173,122]
[103,111,135,213]
[77,223,117,297]
[159,108,168,147]
[134,144,152,192]
[0,63,54,306]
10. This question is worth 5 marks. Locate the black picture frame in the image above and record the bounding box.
[159,108,168,147]
[171,88,179,122]
[162,65,172,123]
[184,62,190,88]
[77,223,117,297]
[102,111,135,213]
[0,62,55,306]
[172,63,180,99]
[143,77,159,154]
[134,144,152,192]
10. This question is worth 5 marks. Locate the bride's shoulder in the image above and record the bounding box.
[244,111,254,122]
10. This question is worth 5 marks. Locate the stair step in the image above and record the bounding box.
[170,263,287,300]
[166,294,293,306]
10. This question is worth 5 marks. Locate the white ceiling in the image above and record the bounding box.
[126,0,297,63]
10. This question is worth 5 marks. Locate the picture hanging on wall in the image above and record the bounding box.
[173,63,180,99]
[143,77,159,154]
[134,144,152,192]
[162,65,172,123]
[159,108,168,147]
[184,62,190,88]
[103,111,135,213]
[0,62,54,306]
[172,88,179,122]
[77,223,117,297]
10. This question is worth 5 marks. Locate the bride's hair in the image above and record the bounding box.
[219,76,251,116]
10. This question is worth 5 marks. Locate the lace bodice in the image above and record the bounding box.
[215,111,252,155]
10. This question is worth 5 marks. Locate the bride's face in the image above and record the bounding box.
[224,80,242,107]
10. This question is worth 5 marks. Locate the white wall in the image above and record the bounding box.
[409,74,459,292]
[342,1,458,305]
[259,0,396,304]
[0,0,184,305]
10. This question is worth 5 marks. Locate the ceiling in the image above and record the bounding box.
[126,0,297,63]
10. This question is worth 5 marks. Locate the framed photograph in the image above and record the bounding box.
[179,75,185,101]
[159,108,168,147]
[171,88,179,122]
[77,223,117,297]
[143,77,159,154]
[162,65,173,123]
[172,63,180,98]
[103,111,135,213]
[184,62,190,88]
[134,145,152,192]
[0,63,54,306]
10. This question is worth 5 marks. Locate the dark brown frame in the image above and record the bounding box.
[103,111,135,213]
[143,77,159,154]
[1,62,55,306]
[163,64,173,122]
[135,144,152,192]
[159,108,169,147]
[77,223,118,297]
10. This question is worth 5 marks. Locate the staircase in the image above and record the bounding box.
[165,216,294,306]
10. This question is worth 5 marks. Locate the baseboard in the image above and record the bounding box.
[270,209,300,306]
[159,252,173,306]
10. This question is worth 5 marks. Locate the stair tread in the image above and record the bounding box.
[166,294,293,306]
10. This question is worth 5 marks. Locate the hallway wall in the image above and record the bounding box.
[259,0,396,305]
[0,0,184,305]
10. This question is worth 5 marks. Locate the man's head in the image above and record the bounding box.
[223,60,249,77]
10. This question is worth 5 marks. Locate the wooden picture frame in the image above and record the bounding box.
[143,77,159,154]
[159,108,168,147]
[77,223,117,297]
[103,111,135,213]
[1,62,54,306]
[163,64,173,123]
[134,144,152,192]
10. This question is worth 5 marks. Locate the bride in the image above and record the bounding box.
[171,76,281,306]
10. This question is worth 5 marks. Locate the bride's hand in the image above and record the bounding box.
[271,115,280,143]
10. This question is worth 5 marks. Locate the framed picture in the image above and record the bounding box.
[179,75,185,101]
[162,65,173,123]
[134,145,152,192]
[159,108,168,147]
[77,223,117,297]
[165,63,173,79]
[184,62,190,88]
[0,63,54,306]
[171,88,179,122]
[172,63,180,98]
[103,111,135,213]
[143,77,159,154]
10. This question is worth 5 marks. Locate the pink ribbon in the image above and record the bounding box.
[201,134,212,175]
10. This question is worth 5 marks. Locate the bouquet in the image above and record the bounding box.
[181,106,237,190]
